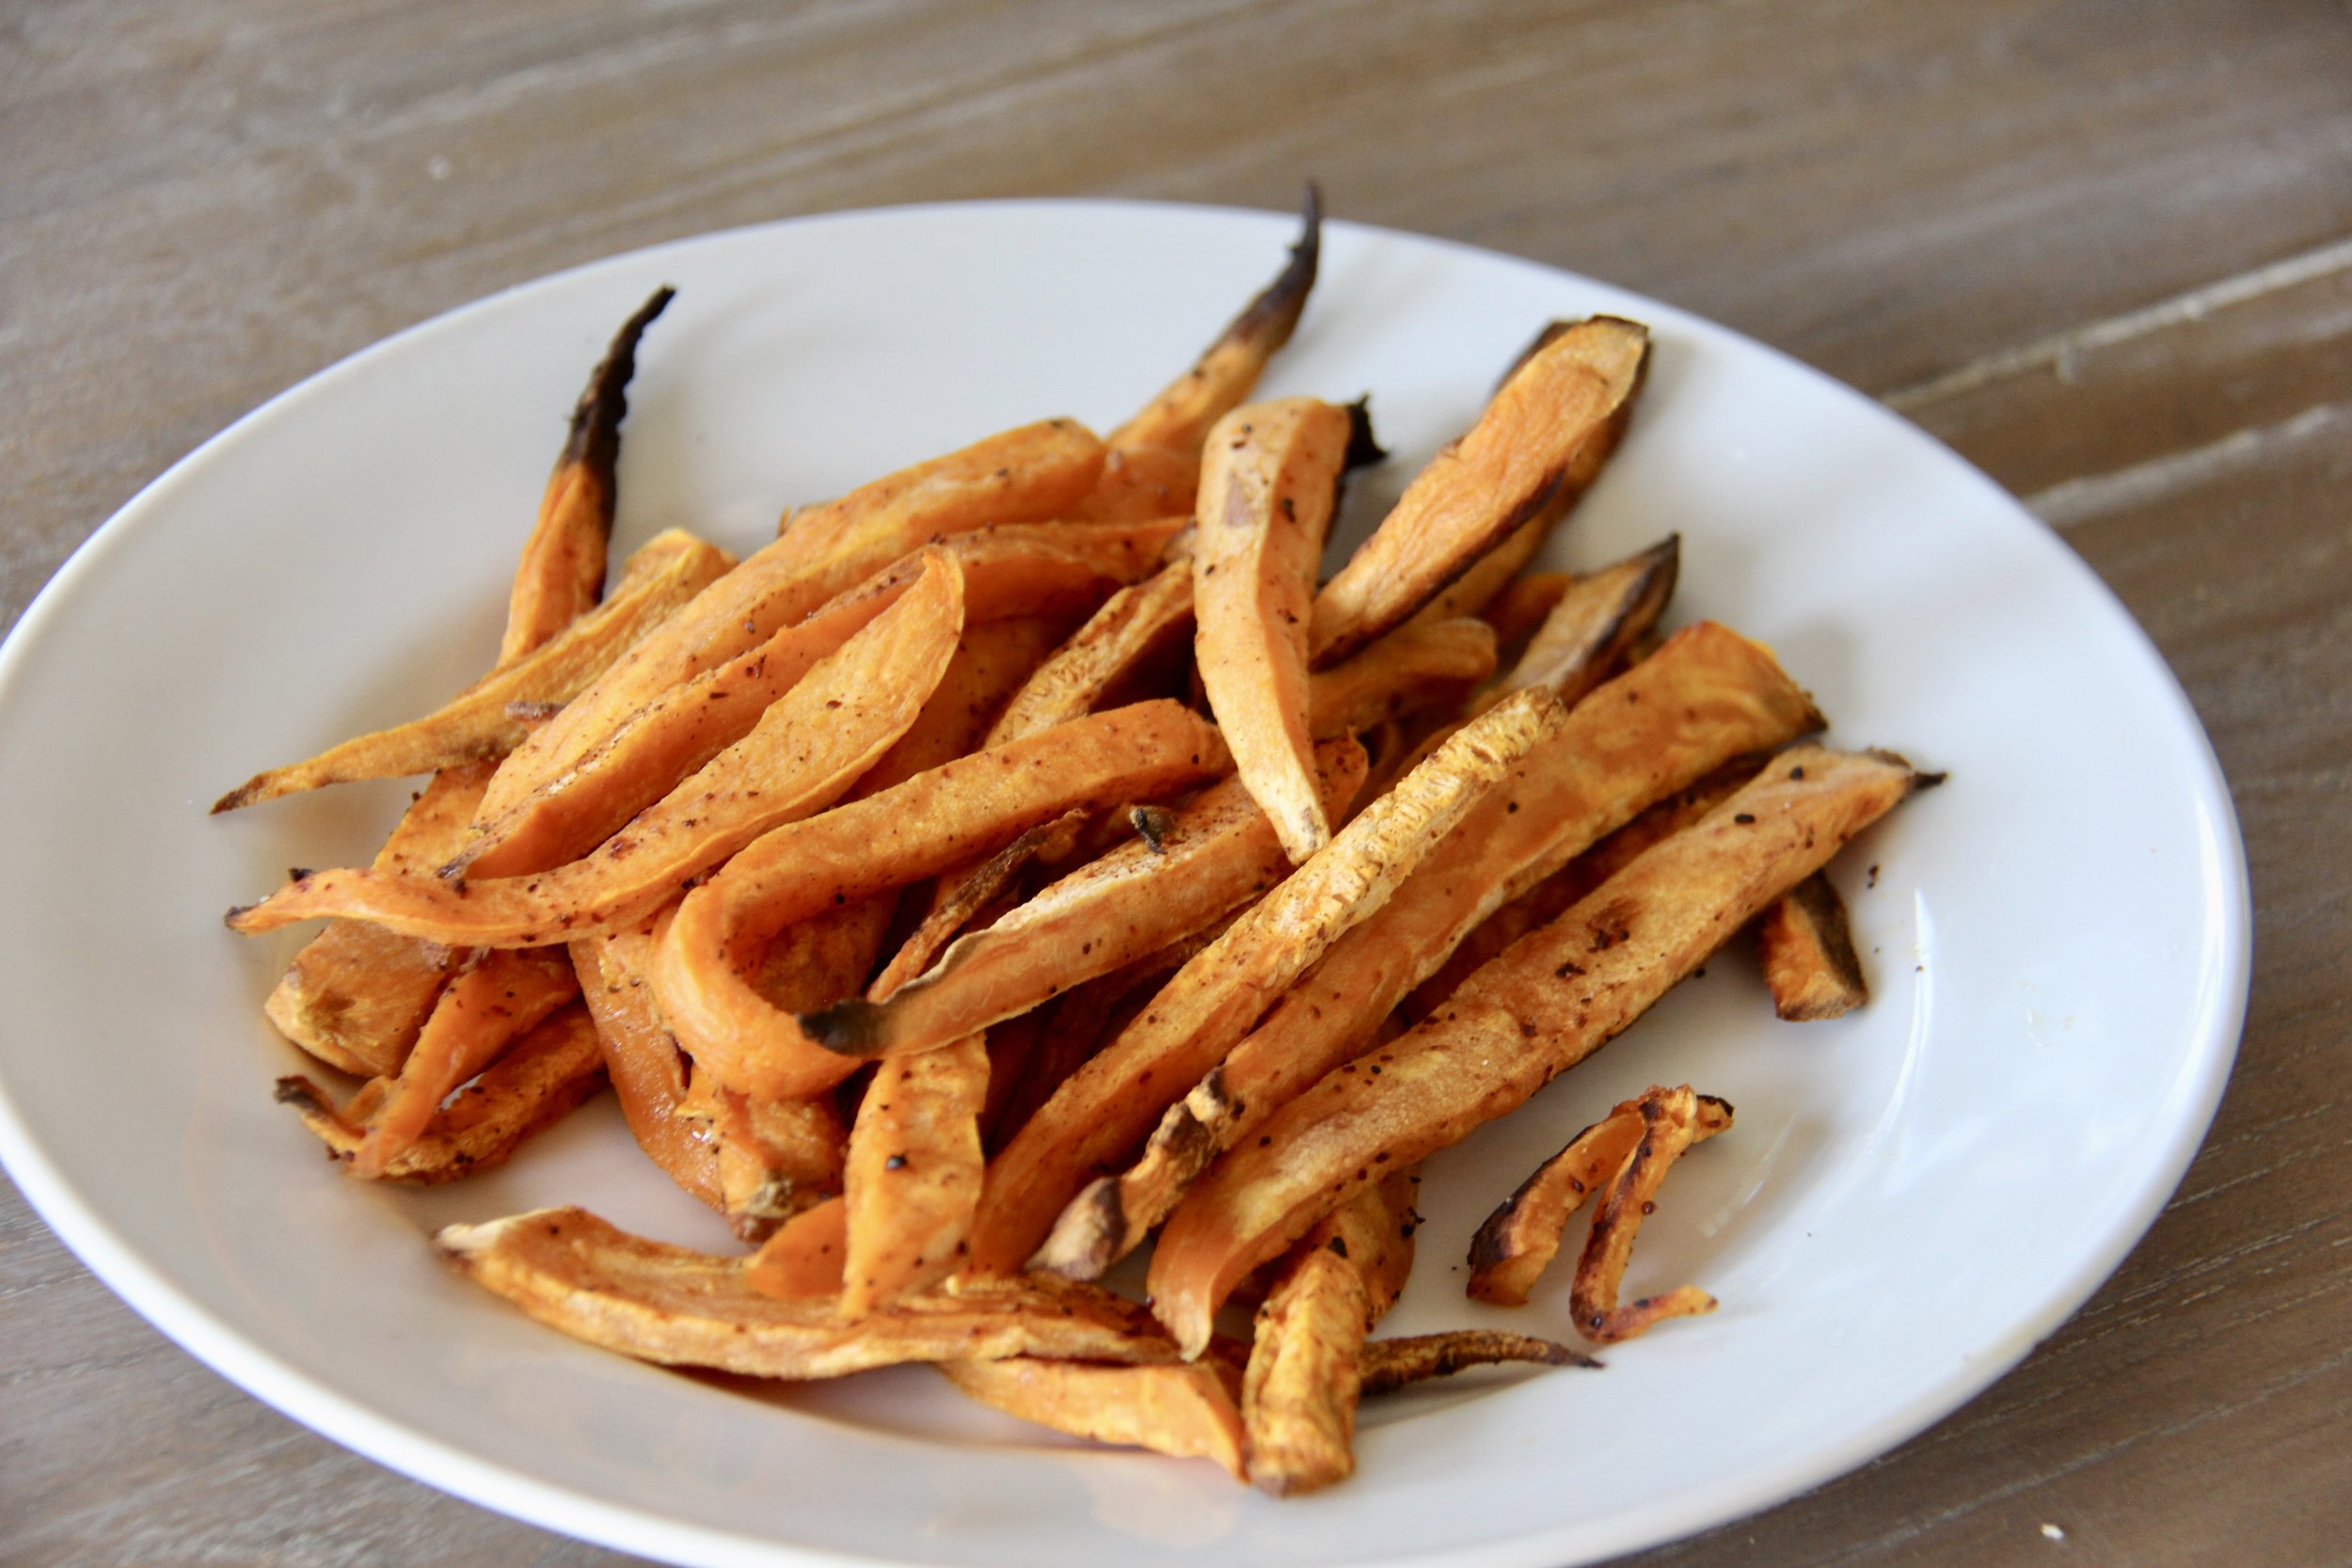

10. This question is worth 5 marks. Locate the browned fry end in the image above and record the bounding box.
[1358,1330,1599,1396]
[1757,869,1868,1020]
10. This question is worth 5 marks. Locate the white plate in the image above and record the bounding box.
[0,201,2248,1568]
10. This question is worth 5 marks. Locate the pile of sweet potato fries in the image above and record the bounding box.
[220,190,1933,1494]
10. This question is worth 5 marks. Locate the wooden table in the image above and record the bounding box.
[5,4,2346,1562]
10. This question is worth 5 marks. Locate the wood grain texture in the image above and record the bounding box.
[4,2,2348,1563]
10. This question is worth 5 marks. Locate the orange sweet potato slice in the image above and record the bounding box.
[350,946,581,1177]
[940,1356,1247,1481]
[994,689,1567,1281]
[1149,745,1933,1355]
[1240,1171,1419,1495]
[803,744,1366,1065]
[1477,535,1678,713]
[435,1206,1179,1379]
[837,1034,990,1318]
[747,1194,848,1301]
[1311,317,1650,667]
[454,519,1178,880]
[1193,398,1356,863]
[264,761,496,1076]
[1756,870,1869,1020]
[213,531,732,811]
[572,913,724,1212]
[650,700,1231,1102]
[273,1000,605,1184]
[224,549,968,946]
[1304,617,1497,741]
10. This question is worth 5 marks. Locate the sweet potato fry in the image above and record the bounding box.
[652,701,1231,1102]
[1570,1085,1724,1341]
[435,1207,1178,1379]
[803,744,1365,1065]
[265,761,496,1076]
[1477,536,1678,713]
[748,1194,847,1301]
[1478,573,1576,665]
[1311,317,1650,666]
[879,561,1197,979]
[273,1001,605,1183]
[1150,745,1933,1354]
[1193,397,1356,862]
[212,531,732,811]
[1062,625,1816,1271]
[996,688,1567,1281]
[500,286,673,663]
[1358,1330,1597,1394]
[940,1357,1247,1481]
[225,550,969,946]
[572,915,723,1212]
[678,1075,846,1242]
[987,912,1239,1148]
[1241,1171,1418,1495]
[1756,870,1868,1020]
[455,521,1177,880]
[474,418,1105,831]
[1467,1087,1731,1307]
[351,946,581,1177]
[838,1035,989,1318]
[1405,759,1759,1022]
[1073,444,1198,525]
[1305,617,1496,740]
[873,810,1089,1000]
[1108,184,1319,458]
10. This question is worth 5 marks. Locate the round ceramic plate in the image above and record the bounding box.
[0,202,2248,1568]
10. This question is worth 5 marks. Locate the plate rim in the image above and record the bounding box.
[0,195,2252,1568]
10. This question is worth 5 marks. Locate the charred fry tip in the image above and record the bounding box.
[272,1075,330,1110]
[1696,1092,1736,1120]
[210,781,261,814]
[559,283,677,483]
[1130,804,1177,854]
[1229,182,1322,346]
[1342,396,1387,468]
[1030,1178,1126,1280]
[1359,1330,1600,1396]
[222,902,258,928]
[799,996,889,1057]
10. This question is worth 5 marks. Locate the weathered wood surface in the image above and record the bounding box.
[3,2,2346,1563]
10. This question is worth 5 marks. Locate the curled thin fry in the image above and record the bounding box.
[1358,1330,1598,1395]
[1467,1087,1732,1307]
[1570,1085,1725,1341]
